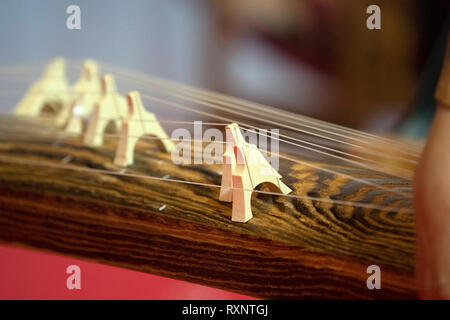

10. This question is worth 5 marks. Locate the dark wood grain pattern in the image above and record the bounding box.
[0,118,416,299]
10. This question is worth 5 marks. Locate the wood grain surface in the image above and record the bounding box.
[0,118,417,299]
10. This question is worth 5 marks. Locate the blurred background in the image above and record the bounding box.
[0,0,449,137]
[0,0,449,300]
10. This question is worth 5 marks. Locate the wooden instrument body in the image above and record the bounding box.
[0,118,416,299]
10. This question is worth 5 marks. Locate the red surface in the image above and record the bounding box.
[0,244,256,300]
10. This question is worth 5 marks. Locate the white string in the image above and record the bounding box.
[96,61,424,153]
[0,125,413,198]
[138,93,415,180]
[0,60,419,187]
[0,60,424,154]
[0,154,413,213]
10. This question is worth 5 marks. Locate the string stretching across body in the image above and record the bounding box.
[0,58,418,299]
